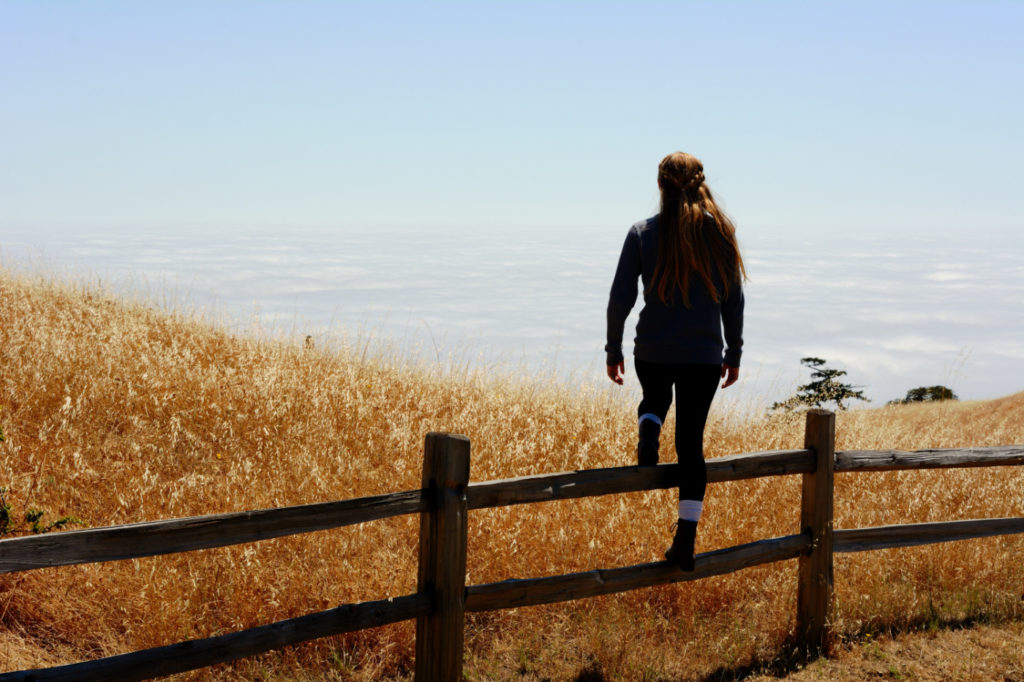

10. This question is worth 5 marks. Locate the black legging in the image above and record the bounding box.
[634,359,720,501]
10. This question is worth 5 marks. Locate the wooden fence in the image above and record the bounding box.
[1,409,1023,681]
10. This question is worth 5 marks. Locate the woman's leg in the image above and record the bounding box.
[634,359,673,466]
[673,363,721,501]
[665,363,721,571]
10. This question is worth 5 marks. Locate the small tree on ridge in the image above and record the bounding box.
[771,357,869,412]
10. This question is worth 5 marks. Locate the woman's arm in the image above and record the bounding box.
[605,229,641,373]
[721,277,744,370]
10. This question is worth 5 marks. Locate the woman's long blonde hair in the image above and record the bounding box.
[650,151,746,306]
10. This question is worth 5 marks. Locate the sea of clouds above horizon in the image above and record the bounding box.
[2,223,1021,409]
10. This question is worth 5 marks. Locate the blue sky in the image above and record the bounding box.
[3,1,1023,235]
[3,2,1023,404]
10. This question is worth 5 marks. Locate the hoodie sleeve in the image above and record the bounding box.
[721,276,745,367]
[605,228,641,366]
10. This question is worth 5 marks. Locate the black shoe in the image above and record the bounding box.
[637,419,661,466]
[664,521,697,571]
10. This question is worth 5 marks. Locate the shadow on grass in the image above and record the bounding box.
[570,612,1017,682]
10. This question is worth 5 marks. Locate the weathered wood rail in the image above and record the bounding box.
[1,411,1022,681]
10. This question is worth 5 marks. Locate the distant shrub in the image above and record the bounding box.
[890,385,959,405]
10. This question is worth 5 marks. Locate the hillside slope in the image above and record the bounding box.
[1,269,1022,680]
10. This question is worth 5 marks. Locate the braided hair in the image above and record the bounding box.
[650,152,746,306]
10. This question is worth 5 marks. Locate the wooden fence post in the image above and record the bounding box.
[415,433,470,681]
[797,409,835,653]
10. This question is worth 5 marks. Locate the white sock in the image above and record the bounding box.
[639,413,663,427]
[678,499,703,522]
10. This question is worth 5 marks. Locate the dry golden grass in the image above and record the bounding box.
[1,267,1022,680]
[747,621,1024,681]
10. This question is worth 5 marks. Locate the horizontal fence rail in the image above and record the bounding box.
[1,594,432,682]
[466,449,814,510]
[2,414,1022,682]
[466,533,810,612]
[0,490,428,575]
[835,517,1024,553]
[835,446,1024,471]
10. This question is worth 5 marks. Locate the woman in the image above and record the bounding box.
[605,151,745,571]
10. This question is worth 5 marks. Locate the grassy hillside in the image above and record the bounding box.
[1,268,1022,680]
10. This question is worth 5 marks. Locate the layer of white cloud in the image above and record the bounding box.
[2,224,1021,406]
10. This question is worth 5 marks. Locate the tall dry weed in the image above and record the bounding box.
[0,268,1021,680]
